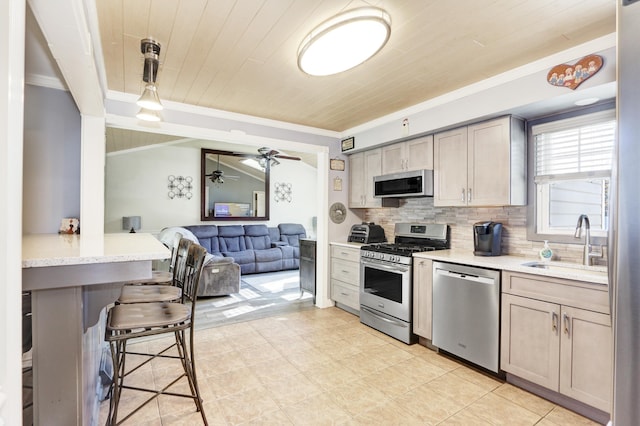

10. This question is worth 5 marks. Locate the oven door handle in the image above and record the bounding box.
[360,306,409,328]
[361,259,409,273]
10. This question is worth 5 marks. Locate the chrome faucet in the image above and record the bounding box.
[574,214,601,266]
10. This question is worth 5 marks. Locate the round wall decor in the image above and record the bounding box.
[329,202,347,224]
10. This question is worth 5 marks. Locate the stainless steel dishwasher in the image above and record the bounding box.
[432,261,501,373]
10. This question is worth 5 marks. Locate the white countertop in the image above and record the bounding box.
[330,241,365,249]
[22,233,170,268]
[413,249,608,286]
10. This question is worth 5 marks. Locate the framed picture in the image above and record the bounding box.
[333,177,343,191]
[330,159,345,171]
[341,136,354,152]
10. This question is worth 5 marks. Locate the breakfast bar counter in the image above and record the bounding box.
[22,233,170,426]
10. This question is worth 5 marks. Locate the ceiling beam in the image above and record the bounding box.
[28,0,104,116]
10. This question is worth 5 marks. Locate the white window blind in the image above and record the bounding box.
[533,110,615,181]
[532,108,615,237]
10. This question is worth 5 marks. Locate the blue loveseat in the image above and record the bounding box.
[183,223,307,275]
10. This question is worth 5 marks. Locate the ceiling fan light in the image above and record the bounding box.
[136,107,161,122]
[298,7,391,76]
[137,84,163,110]
[241,158,265,171]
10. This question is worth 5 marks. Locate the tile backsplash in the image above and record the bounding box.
[361,197,606,266]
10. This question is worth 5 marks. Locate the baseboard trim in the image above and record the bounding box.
[506,374,610,425]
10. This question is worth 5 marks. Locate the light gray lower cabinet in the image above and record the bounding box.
[330,244,360,313]
[501,271,612,413]
[412,258,433,339]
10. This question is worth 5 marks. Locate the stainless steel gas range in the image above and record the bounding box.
[359,223,450,344]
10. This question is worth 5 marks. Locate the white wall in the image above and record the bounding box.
[345,40,617,150]
[105,144,200,233]
[269,160,318,236]
[23,84,81,233]
[1,0,25,422]
[105,143,319,234]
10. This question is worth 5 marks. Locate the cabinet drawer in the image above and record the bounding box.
[331,258,360,286]
[502,271,609,314]
[330,245,361,263]
[331,280,359,310]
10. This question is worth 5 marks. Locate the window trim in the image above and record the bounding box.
[526,100,615,245]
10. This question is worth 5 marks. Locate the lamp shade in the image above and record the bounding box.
[137,84,163,110]
[122,216,141,233]
[136,107,161,122]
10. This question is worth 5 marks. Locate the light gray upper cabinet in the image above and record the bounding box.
[349,149,383,208]
[381,135,434,174]
[434,116,526,207]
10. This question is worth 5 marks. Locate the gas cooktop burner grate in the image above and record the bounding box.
[361,243,441,254]
[360,223,450,257]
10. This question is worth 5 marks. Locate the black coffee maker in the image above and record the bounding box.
[473,221,503,256]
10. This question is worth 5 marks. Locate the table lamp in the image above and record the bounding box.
[122,216,141,233]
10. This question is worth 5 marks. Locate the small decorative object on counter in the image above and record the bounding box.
[540,240,553,262]
[59,218,80,234]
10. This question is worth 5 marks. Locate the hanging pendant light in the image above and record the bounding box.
[297,7,391,76]
[135,108,161,122]
[137,83,162,111]
[136,38,163,119]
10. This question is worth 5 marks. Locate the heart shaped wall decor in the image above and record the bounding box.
[547,54,603,90]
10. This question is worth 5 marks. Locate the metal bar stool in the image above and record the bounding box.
[116,233,185,304]
[22,291,33,411]
[104,242,208,425]
[123,231,183,286]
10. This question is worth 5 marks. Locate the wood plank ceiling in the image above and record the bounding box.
[96,0,615,133]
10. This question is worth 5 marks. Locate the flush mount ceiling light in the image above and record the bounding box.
[297,7,391,76]
[136,38,163,120]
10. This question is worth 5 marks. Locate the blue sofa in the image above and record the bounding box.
[184,223,307,275]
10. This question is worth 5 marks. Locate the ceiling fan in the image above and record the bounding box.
[205,154,239,184]
[257,147,301,167]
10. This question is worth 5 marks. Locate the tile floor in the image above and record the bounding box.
[99,307,602,425]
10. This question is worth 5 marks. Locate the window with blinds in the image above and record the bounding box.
[532,109,615,236]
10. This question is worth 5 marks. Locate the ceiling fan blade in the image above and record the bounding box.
[274,154,301,161]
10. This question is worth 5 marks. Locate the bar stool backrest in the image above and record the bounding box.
[167,232,183,273]
[172,238,193,290]
[181,244,207,306]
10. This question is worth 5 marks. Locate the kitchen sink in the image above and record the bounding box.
[520,261,607,276]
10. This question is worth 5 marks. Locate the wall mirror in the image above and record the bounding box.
[201,148,270,221]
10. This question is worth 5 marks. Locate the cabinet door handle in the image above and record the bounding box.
[563,313,571,337]
[461,188,466,202]
[551,312,558,333]
[468,188,472,203]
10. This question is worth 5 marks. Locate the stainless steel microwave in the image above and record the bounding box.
[373,169,434,198]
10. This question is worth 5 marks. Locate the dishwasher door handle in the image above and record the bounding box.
[435,269,496,285]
